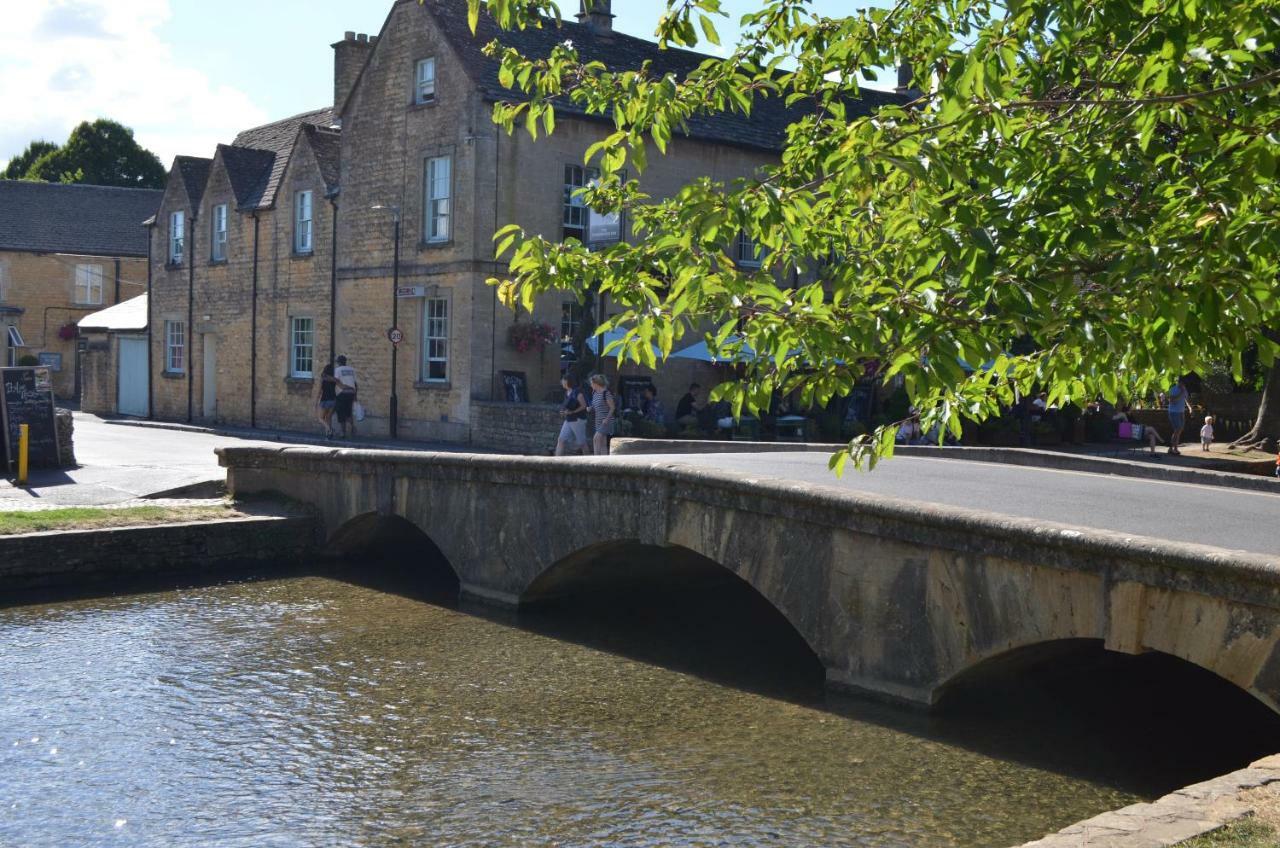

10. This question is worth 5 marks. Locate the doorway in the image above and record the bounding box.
[117,335,148,416]
[202,334,217,420]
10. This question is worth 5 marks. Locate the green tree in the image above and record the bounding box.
[466,0,1280,464]
[24,119,165,189]
[1,140,59,181]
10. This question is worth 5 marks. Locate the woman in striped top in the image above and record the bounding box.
[589,373,617,456]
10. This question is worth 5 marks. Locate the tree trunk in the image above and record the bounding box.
[1231,356,1280,453]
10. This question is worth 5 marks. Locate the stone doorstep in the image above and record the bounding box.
[1015,755,1280,847]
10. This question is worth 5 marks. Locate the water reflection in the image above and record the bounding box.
[1,563,1277,848]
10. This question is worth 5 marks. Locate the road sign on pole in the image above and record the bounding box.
[387,327,405,346]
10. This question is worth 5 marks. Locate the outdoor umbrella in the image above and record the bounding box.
[669,336,758,363]
[585,328,661,359]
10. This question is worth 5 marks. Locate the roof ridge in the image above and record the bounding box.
[0,180,165,195]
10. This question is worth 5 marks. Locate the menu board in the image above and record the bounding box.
[1,367,60,473]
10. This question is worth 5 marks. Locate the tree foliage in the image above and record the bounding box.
[1,140,59,181]
[21,119,166,189]
[463,0,1280,468]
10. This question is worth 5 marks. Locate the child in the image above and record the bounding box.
[1200,416,1215,452]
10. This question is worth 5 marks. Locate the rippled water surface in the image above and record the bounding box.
[0,573,1152,847]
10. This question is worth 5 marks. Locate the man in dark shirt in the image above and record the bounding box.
[676,383,700,426]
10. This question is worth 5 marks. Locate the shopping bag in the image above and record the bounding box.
[1117,422,1132,439]
[353,402,366,422]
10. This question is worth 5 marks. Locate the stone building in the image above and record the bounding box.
[147,0,905,447]
[0,181,160,399]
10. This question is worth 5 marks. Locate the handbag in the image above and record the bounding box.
[1117,422,1133,439]
[353,401,366,422]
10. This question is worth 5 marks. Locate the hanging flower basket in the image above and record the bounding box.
[57,323,78,341]
[507,320,558,354]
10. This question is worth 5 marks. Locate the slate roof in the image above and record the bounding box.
[303,125,342,193]
[420,0,909,153]
[217,144,277,210]
[176,156,212,209]
[0,181,161,257]
[79,293,148,332]
[231,107,336,209]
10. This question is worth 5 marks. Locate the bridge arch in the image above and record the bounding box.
[327,512,461,599]
[519,540,826,687]
[934,637,1280,784]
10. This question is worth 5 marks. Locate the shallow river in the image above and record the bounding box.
[0,571,1245,847]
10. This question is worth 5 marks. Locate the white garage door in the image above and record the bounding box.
[117,335,148,417]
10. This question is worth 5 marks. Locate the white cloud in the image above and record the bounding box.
[0,0,269,171]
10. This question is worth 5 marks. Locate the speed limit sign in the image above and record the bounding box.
[387,327,405,345]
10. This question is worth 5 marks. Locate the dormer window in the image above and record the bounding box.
[169,211,185,264]
[211,204,228,261]
[415,58,437,104]
[734,232,765,268]
[294,190,314,254]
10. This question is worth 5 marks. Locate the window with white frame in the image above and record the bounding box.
[415,57,437,104]
[164,321,186,373]
[169,210,185,263]
[0,261,8,302]
[290,317,315,378]
[294,190,314,254]
[560,300,583,343]
[424,156,451,243]
[563,164,600,240]
[734,232,764,268]
[211,203,228,261]
[422,296,448,382]
[74,264,104,305]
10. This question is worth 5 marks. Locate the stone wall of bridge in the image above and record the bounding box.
[218,445,1280,712]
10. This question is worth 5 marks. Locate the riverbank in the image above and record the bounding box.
[1017,755,1280,847]
[0,505,314,591]
[0,503,241,535]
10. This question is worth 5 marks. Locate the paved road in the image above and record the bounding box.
[609,452,1280,558]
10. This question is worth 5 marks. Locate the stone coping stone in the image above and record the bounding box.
[1015,754,1280,847]
[609,438,1280,494]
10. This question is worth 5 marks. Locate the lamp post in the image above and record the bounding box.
[372,204,401,439]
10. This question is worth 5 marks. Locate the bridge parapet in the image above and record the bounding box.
[218,446,1280,712]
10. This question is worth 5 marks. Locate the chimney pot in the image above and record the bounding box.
[356,33,368,43]
[576,0,614,33]
[344,31,355,41]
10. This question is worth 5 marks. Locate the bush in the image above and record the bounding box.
[17,355,39,367]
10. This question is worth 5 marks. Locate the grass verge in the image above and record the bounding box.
[0,506,241,536]
[1180,819,1280,847]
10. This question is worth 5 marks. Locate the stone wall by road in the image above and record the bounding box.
[470,400,562,454]
[0,515,314,591]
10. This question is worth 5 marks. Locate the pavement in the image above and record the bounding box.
[604,451,1280,558]
[0,413,483,509]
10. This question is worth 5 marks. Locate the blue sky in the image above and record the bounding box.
[2,1,889,170]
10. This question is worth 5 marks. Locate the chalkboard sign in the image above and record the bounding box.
[500,370,529,404]
[1,367,61,473]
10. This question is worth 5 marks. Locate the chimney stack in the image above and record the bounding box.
[576,0,614,33]
[895,61,919,97]
[332,31,376,113]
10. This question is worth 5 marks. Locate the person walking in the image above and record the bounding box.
[1166,378,1190,455]
[316,361,338,439]
[556,374,589,456]
[588,373,617,456]
[334,355,359,439]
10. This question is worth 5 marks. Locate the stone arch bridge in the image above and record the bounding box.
[219,446,1280,712]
